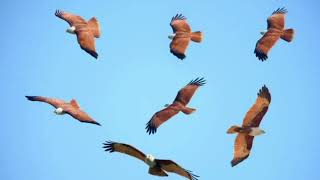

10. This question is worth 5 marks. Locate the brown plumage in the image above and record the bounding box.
[227,85,271,167]
[25,96,100,126]
[55,10,101,59]
[254,8,294,61]
[146,77,205,134]
[169,14,203,60]
[103,141,199,180]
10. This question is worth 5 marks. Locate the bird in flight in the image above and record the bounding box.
[55,10,101,59]
[169,14,203,60]
[103,141,199,180]
[25,96,101,126]
[227,85,271,167]
[146,77,205,134]
[254,8,294,61]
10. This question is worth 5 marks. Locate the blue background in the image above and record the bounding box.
[1,0,319,179]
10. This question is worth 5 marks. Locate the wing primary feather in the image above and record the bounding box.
[272,7,287,15]
[102,141,116,153]
[187,77,206,86]
[145,120,157,135]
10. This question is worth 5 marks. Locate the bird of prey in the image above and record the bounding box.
[169,14,203,60]
[55,10,101,59]
[254,8,294,61]
[227,85,271,167]
[25,96,101,126]
[103,141,199,180]
[146,77,205,134]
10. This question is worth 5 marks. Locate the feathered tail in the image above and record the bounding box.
[190,31,203,43]
[281,28,294,42]
[88,17,101,38]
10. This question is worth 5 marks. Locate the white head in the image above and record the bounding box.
[249,127,265,136]
[168,33,176,40]
[260,30,268,35]
[145,154,156,167]
[66,26,76,34]
[54,107,64,115]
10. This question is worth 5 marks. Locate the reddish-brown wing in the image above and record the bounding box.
[63,105,100,126]
[25,96,66,108]
[174,78,206,106]
[231,133,254,167]
[76,30,98,58]
[254,29,282,61]
[242,85,271,128]
[267,8,287,30]
[156,159,199,180]
[170,35,190,60]
[103,141,146,163]
[170,14,191,33]
[145,103,181,134]
[55,10,86,26]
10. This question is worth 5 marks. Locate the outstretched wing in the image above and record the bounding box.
[156,159,199,180]
[170,36,190,60]
[174,77,206,106]
[103,141,146,163]
[25,96,65,108]
[77,30,98,59]
[267,8,287,30]
[145,104,181,134]
[242,85,271,128]
[170,14,191,33]
[231,133,254,167]
[63,106,101,126]
[254,29,281,61]
[55,10,86,26]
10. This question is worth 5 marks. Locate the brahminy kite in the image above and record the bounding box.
[55,10,101,59]
[25,96,101,126]
[169,14,203,60]
[227,85,271,167]
[146,77,205,134]
[255,8,294,61]
[103,141,199,180]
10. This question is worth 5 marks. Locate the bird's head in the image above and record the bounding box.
[146,154,155,162]
[54,107,64,115]
[66,26,76,34]
[164,104,170,107]
[260,30,267,35]
[168,33,176,40]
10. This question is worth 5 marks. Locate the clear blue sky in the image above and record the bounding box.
[1,0,320,179]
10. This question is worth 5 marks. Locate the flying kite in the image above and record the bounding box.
[254,8,294,61]
[146,77,205,134]
[55,10,101,59]
[103,141,199,180]
[227,85,271,167]
[25,96,101,126]
[169,14,203,60]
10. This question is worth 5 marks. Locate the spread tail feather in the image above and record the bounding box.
[181,107,196,115]
[281,29,294,42]
[148,167,168,177]
[227,125,242,134]
[88,17,101,38]
[190,31,203,43]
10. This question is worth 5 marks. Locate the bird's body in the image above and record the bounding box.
[103,141,199,180]
[146,77,205,134]
[254,8,294,61]
[227,85,271,167]
[169,14,203,60]
[25,96,101,126]
[55,10,101,59]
